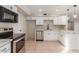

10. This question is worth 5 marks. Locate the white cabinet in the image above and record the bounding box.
[36,20,44,25]
[44,31,59,41]
[64,32,79,49]
[49,17,54,20]
[0,42,11,53]
[58,32,65,45]
[54,16,68,25]
[36,17,44,25]
[43,17,49,20]
[32,17,36,20]
[2,5,17,13]
[44,31,53,40]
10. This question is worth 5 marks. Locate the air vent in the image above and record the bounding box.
[43,13,47,16]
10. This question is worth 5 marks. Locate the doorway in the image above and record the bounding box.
[26,20,36,41]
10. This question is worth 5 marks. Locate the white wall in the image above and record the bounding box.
[74,19,79,32]
[26,20,36,40]
[12,8,27,33]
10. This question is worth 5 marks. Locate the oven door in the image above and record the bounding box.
[13,36,25,53]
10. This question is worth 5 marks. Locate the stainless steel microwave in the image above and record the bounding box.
[0,6,18,23]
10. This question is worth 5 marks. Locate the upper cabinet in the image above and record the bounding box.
[2,5,17,13]
[36,20,44,25]
[27,16,68,25]
[36,17,44,25]
[53,16,68,25]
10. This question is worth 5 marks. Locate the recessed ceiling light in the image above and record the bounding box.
[73,14,77,18]
[39,9,42,11]
[56,9,59,12]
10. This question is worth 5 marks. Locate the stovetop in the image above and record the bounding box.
[0,33,25,41]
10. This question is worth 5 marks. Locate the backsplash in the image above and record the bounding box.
[0,22,12,28]
[44,20,66,31]
[53,25,66,30]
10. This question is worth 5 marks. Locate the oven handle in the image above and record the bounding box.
[13,36,25,43]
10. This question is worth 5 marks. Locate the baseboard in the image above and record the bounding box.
[68,48,79,51]
[44,40,58,41]
[36,40,44,41]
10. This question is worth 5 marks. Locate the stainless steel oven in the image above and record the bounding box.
[13,36,25,53]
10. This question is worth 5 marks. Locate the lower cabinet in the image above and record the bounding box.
[65,33,79,49]
[0,42,11,53]
[44,31,59,41]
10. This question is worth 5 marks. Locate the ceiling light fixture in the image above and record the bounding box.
[56,9,59,12]
[73,14,77,18]
[39,9,42,11]
[73,5,77,18]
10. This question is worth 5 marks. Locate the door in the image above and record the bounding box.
[26,20,36,40]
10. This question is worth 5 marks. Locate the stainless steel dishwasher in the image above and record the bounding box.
[36,31,43,41]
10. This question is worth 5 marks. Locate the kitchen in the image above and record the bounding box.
[0,5,79,53]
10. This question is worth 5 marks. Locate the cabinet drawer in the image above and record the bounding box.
[0,43,11,53]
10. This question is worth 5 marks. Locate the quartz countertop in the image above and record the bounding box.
[11,33,25,41]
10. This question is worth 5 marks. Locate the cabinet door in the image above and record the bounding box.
[67,34,78,49]
[54,16,62,25]
[36,20,40,25]
[40,20,44,25]
[52,33,56,39]
[0,43,11,53]
[44,32,52,40]
[44,31,58,41]
[36,20,44,25]
[53,17,58,25]
[54,16,67,25]
[61,16,67,25]
[36,17,44,25]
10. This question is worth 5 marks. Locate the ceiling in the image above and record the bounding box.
[24,5,79,17]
